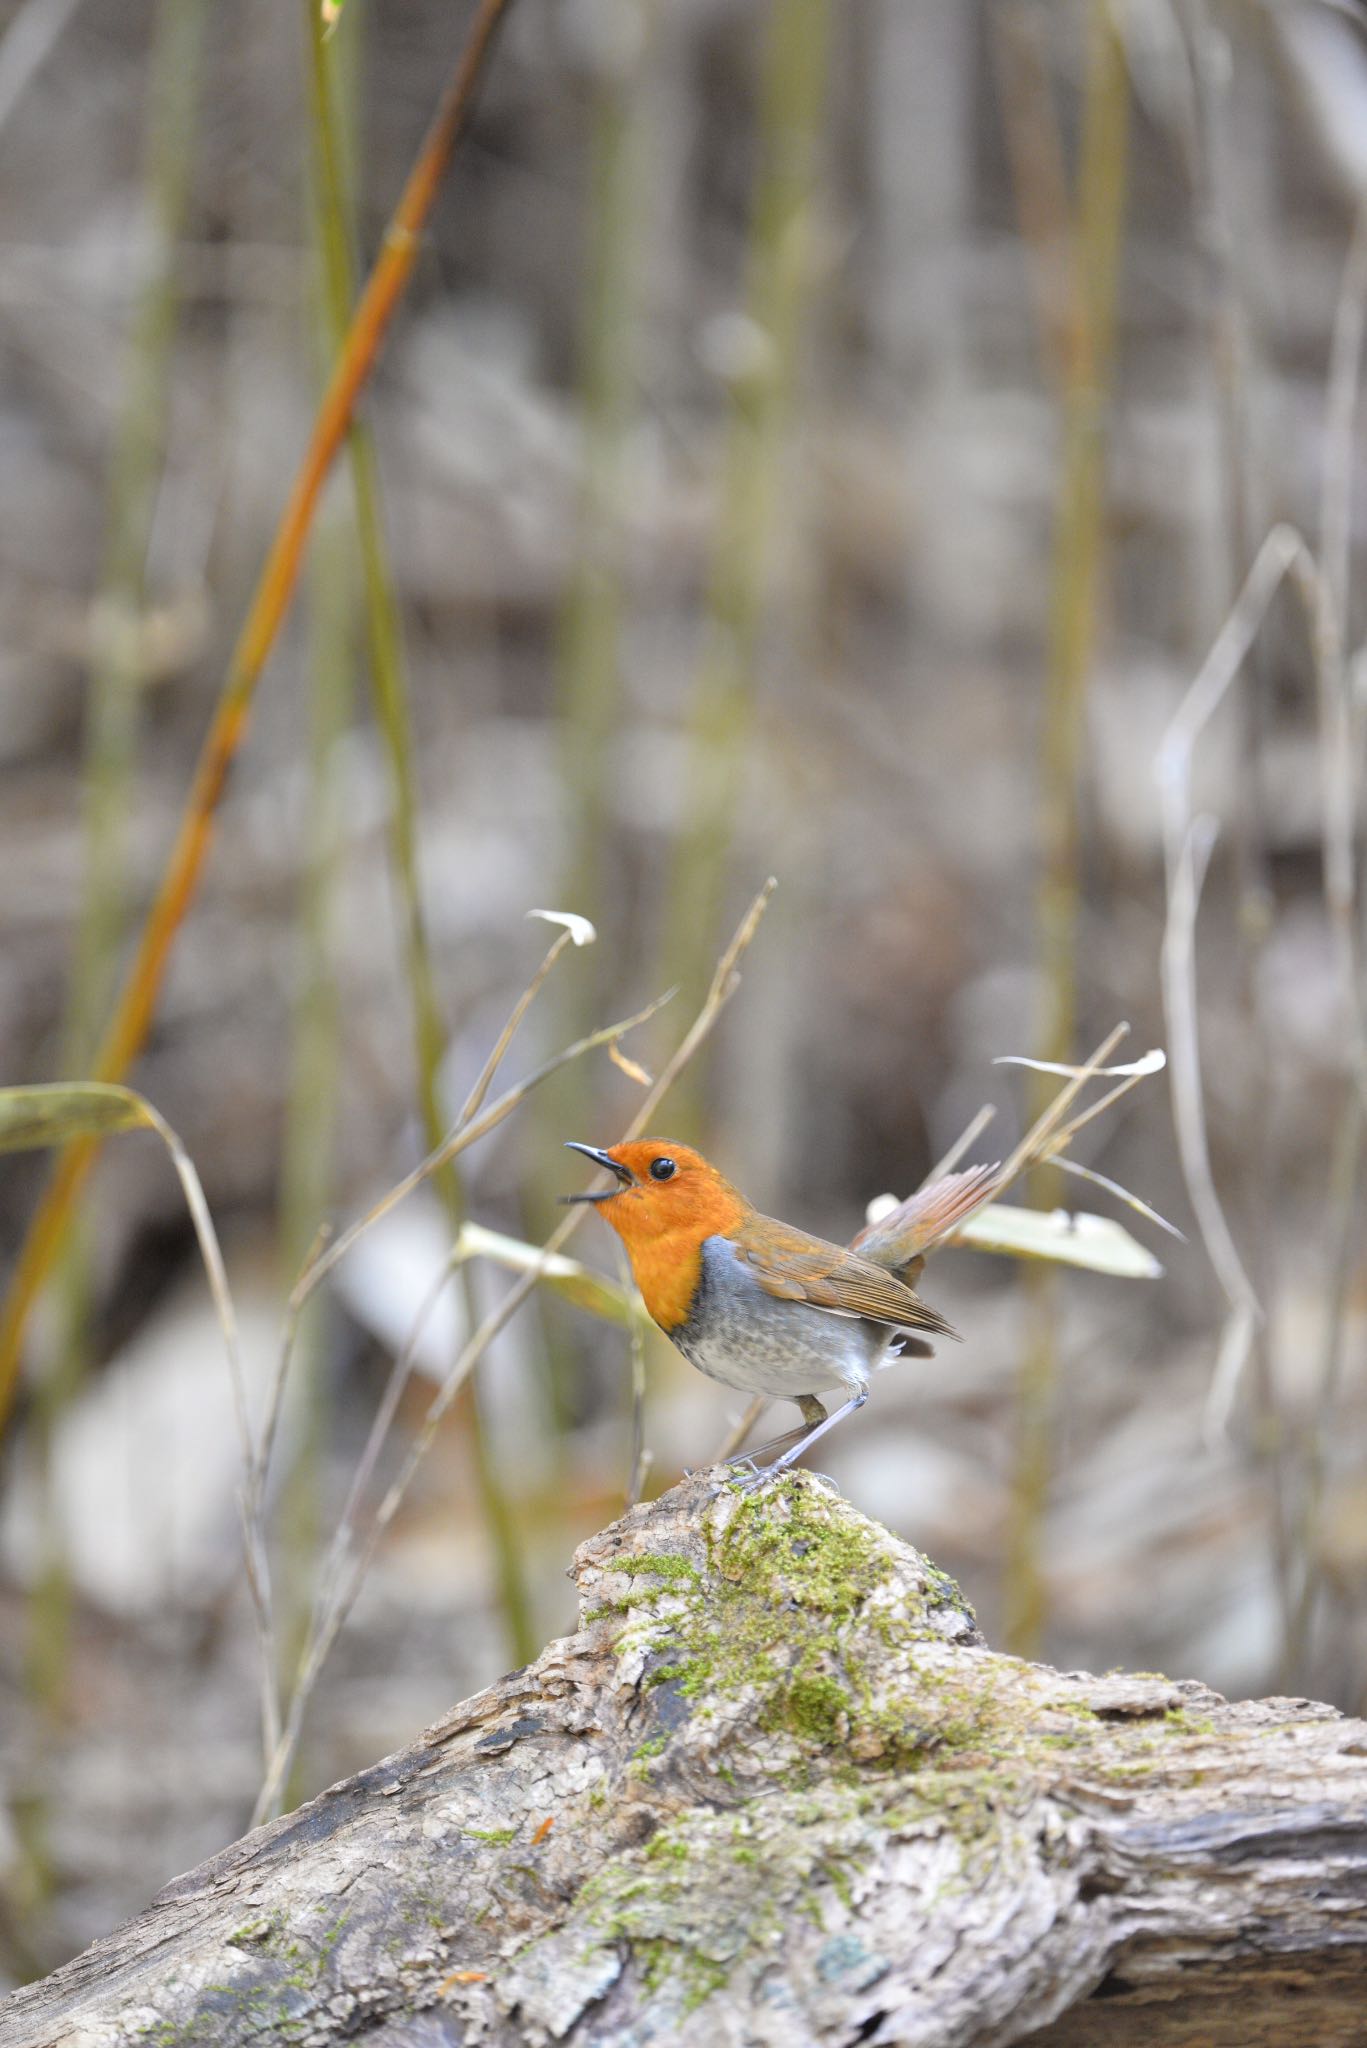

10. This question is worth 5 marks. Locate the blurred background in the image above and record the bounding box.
[2,0,1366,1990]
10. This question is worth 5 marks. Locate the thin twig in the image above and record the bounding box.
[1285,194,1367,1681]
[251,971,668,1566]
[296,986,673,1305]
[1155,529,1312,1417]
[712,1396,767,1465]
[459,934,573,1126]
[919,1105,997,1189]
[624,1258,651,1509]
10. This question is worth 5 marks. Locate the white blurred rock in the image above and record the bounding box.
[0,1272,285,1616]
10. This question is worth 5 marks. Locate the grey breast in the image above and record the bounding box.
[668,1234,888,1400]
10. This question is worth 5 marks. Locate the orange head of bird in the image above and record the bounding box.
[563,1140,748,1251]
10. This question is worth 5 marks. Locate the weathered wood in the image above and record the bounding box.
[4,1470,1367,2048]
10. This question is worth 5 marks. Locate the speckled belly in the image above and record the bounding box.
[669,1236,895,1399]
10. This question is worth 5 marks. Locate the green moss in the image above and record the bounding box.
[762,1671,851,1746]
[532,1474,1270,2027]
[1163,1707,1219,1736]
[467,1826,517,1845]
[621,1552,701,1586]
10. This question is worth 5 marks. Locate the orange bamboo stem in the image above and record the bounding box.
[0,0,515,1430]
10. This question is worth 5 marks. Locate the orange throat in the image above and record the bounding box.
[593,1175,748,1334]
[625,1228,706,1334]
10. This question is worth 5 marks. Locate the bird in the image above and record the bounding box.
[564,1138,996,1488]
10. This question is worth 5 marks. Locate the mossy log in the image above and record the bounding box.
[5,1471,1367,2048]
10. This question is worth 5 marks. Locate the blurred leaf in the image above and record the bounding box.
[0,1083,247,1441]
[0,1082,152,1153]
[994,1048,1166,1079]
[953,1201,1162,1278]
[457,1222,637,1324]
[527,907,596,946]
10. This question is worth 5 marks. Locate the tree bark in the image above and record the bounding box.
[4,1470,1367,2048]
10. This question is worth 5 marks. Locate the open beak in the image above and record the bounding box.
[562,1141,637,1203]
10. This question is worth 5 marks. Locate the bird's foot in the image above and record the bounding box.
[728,1461,842,1498]
[729,1460,781,1496]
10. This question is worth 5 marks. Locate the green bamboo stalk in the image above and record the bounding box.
[277,0,365,1690]
[277,505,355,1686]
[654,0,831,1076]
[557,2,656,934]
[525,1,662,1446]
[1003,2,1129,1659]
[302,0,534,1663]
[68,0,210,1056]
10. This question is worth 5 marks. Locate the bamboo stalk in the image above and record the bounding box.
[654,0,831,1082]
[17,0,210,1945]
[301,0,535,1665]
[1003,2,1130,1658]
[0,0,517,1436]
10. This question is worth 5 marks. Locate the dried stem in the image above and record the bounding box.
[0,0,517,1437]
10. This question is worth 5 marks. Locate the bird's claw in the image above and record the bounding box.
[730,1462,779,1495]
[727,1462,843,1498]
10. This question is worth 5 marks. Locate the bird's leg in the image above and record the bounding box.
[722,1394,827,1468]
[732,1388,868,1493]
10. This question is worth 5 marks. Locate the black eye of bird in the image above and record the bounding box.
[649,1156,676,1181]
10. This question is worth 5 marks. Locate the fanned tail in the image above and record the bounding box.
[849,1162,1001,1283]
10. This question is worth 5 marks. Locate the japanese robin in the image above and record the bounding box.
[564,1139,994,1486]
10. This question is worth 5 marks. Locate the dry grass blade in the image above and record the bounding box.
[327,1248,466,1590]
[1284,196,1367,1679]
[295,985,673,1306]
[994,1022,1130,1190]
[458,931,573,1125]
[457,1223,635,1324]
[1042,1062,1162,1154]
[639,878,777,1116]
[1156,522,1313,823]
[919,1104,997,1188]
[0,0,518,1439]
[712,1395,767,1465]
[243,964,671,1663]
[1163,812,1261,1437]
[0,1083,279,1760]
[1154,524,1324,1428]
[855,1031,1170,1273]
[1051,1156,1186,1241]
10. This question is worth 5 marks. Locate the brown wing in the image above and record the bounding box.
[734,1220,959,1340]
[848,1162,1001,1282]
